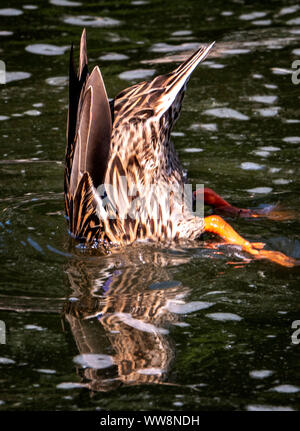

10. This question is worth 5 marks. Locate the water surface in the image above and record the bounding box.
[0,0,300,411]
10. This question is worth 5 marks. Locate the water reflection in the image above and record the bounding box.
[63,247,194,392]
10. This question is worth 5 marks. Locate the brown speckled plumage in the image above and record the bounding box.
[64,29,214,247]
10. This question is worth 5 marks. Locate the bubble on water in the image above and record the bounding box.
[202,61,225,69]
[24,110,41,116]
[247,187,273,194]
[221,11,233,16]
[46,76,68,86]
[114,312,169,334]
[171,131,185,137]
[184,148,203,153]
[24,324,45,331]
[264,84,277,89]
[56,382,85,389]
[247,405,294,411]
[271,67,292,75]
[278,5,300,16]
[241,162,264,170]
[252,20,272,26]
[0,8,23,16]
[269,167,281,173]
[0,31,13,36]
[199,123,218,132]
[283,136,300,144]
[272,178,290,185]
[99,52,129,61]
[23,4,38,9]
[249,370,274,379]
[0,357,16,364]
[260,146,280,152]
[25,44,69,56]
[253,150,270,158]
[284,119,300,124]
[50,0,82,6]
[150,42,199,53]
[36,369,57,374]
[239,12,267,21]
[271,384,300,393]
[206,312,242,322]
[287,17,300,25]
[203,107,249,121]
[131,0,149,4]
[64,15,121,27]
[5,71,31,83]
[171,30,192,37]
[119,68,156,81]
[250,95,277,104]
[256,107,280,117]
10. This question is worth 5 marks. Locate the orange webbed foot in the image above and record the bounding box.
[203,215,299,268]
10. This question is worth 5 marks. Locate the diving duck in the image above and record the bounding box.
[64,29,299,267]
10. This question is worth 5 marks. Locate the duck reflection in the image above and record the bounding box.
[63,246,192,392]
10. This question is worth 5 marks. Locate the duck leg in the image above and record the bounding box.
[194,188,295,220]
[203,215,299,267]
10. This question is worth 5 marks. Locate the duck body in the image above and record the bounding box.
[65,29,212,246]
[64,30,299,267]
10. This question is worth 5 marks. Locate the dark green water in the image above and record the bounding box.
[1,0,300,411]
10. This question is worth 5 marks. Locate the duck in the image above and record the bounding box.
[64,29,299,267]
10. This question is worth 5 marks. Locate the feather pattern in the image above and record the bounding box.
[64,29,215,246]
